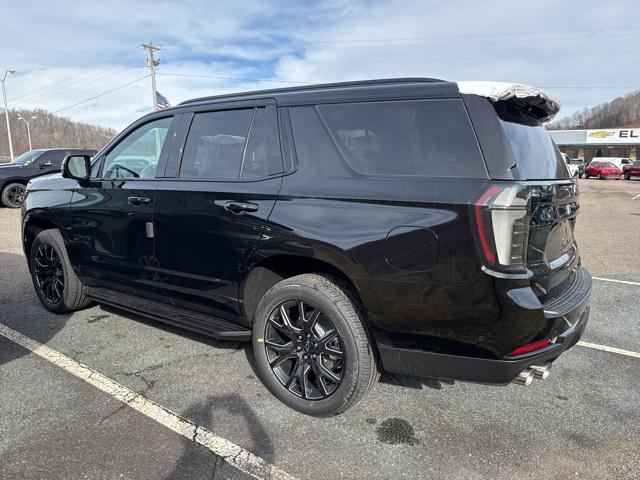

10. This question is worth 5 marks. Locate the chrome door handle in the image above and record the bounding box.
[127,196,152,207]
[224,201,259,214]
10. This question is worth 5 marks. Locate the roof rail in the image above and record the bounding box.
[178,77,445,106]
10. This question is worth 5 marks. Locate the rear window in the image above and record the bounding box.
[317,99,486,178]
[499,120,570,180]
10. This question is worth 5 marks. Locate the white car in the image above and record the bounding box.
[561,153,580,178]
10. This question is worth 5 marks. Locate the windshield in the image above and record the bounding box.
[12,150,44,166]
[601,162,616,167]
[500,120,569,180]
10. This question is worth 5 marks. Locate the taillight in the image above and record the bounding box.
[472,184,531,274]
[509,338,552,356]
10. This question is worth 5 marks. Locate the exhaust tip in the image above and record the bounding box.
[530,363,552,380]
[513,369,533,386]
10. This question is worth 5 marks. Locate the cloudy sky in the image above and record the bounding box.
[1,0,638,130]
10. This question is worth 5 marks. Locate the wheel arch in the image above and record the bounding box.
[240,254,369,326]
[23,214,58,258]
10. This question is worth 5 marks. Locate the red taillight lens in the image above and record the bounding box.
[474,186,502,264]
[472,185,531,274]
[509,338,552,356]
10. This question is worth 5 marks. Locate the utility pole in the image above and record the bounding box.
[1,68,16,162]
[141,41,161,111]
[18,116,37,151]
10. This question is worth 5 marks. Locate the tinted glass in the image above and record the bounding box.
[180,109,253,180]
[12,150,44,166]
[318,99,486,178]
[102,117,172,179]
[499,120,570,180]
[241,106,282,180]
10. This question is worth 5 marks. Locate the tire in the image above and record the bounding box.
[625,172,630,180]
[29,229,91,313]
[252,274,378,416]
[598,173,604,180]
[584,173,589,179]
[1,182,26,208]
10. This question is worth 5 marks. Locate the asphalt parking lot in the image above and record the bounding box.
[1,179,639,480]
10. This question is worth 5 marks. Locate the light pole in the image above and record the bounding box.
[17,116,37,151]
[1,68,16,162]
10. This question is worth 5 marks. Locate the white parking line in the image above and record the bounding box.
[577,341,640,359]
[0,323,298,480]
[593,276,640,287]
[632,193,640,200]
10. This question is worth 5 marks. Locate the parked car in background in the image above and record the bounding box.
[623,160,640,180]
[590,156,632,171]
[0,148,96,208]
[584,159,622,180]
[561,153,580,178]
[571,158,586,178]
[22,79,590,416]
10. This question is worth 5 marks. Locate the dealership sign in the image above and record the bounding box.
[585,128,640,144]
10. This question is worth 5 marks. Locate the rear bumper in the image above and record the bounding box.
[378,269,591,384]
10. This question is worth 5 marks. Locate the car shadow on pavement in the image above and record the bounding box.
[99,304,248,352]
[379,372,455,390]
[163,393,274,480]
[0,252,72,368]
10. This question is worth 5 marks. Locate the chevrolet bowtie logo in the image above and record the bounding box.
[588,130,615,138]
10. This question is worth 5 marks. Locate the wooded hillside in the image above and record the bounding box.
[0,108,116,162]
[549,90,640,130]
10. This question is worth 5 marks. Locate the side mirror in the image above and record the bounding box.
[62,155,91,183]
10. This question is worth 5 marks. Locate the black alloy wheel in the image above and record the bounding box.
[4,183,26,208]
[264,300,344,400]
[33,243,64,304]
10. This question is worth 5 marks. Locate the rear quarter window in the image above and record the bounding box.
[317,99,487,178]
[499,120,570,180]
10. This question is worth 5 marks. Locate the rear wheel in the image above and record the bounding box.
[29,229,91,313]
[597,173,604,180]
[252,274,378,416]
[1,182,26,208]
[625,172,631,180]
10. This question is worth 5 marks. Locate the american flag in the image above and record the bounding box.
[155,91,171,111]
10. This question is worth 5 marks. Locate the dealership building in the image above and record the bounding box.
[549,127,640,162]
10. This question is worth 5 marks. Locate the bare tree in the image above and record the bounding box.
[0,108,116,161]
[548,90,640,130]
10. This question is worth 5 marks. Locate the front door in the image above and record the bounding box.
[153,103,283,324]
[66,116,175,301]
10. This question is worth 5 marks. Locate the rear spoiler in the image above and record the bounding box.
[457,81,560,123]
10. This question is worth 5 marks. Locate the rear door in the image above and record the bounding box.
[66,115,176,301]
[153,100,283,324]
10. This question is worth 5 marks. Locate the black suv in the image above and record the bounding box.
[22,79,591,416]
[1,148,96,208]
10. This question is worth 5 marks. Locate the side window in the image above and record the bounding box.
[48,151,66,166]
[101,117,172,179]
[180,109,253,180]
[317,99,486,178]
[241,106,283,180]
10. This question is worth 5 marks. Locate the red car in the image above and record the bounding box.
[623,160,640,180]
[584,160,622,180]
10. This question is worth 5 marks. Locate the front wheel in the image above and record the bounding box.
[625,172,631,180]
[29,229,92,313]
[598,173,604,180]
[1,182,26,208]
[252,274,378,416]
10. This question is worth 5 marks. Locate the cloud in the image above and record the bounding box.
[1,0,638,130]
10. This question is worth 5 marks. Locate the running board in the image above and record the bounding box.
[85,287,251,341]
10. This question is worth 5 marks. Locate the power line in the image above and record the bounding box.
[52,75,149,114]
[157,72,307,84]
[293,49,639,64]
[11,47,141,103]
[165,25,640,48]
